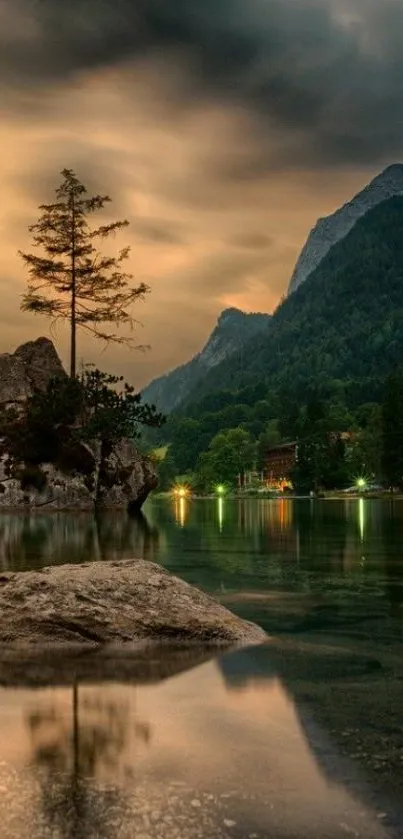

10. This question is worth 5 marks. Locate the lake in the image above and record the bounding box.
[0,498,402,838]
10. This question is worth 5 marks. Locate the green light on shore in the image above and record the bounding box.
[356,477,367,490]
[216,484,226,495]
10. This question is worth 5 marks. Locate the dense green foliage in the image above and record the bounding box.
[381,371,403,488]
[160,382,276,476]
[291,397,349,492]
[197,428,256,490]
[158,388,389,493]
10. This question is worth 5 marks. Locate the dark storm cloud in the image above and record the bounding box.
[2,0,403,166]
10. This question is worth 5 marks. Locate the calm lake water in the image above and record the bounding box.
[0,498,402,838]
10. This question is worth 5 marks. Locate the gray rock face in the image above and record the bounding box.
[0,441,158,511]
[0,337,64,406]
[0,465,94,510]
[142,307,271,413]
[0,559,266,653]
[288,163,403,295]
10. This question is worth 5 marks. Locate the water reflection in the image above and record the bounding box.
[1,498,403,624]
[358,497,366,543]
[174,495,188,528]
[27,686,151,778]
[0,510,160,571]
[217,496,224,532]
[26,686,142,839]
[0,648,391,839]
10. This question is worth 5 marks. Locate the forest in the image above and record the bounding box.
[155,372,403,494]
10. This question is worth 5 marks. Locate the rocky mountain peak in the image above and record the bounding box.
[288,163,403,295]
[378,162,403,178]
[217,307,244,324]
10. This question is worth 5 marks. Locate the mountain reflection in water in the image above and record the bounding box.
[0,647,391,839]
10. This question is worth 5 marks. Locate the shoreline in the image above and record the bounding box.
[153,491,403,501]
[0,492,401,512]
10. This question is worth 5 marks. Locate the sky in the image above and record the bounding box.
[1,0,403,388]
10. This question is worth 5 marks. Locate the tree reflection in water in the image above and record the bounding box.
[0,510,159,572]
[26,684,151,838]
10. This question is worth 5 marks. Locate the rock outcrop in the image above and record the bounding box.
[0,434,157,511]
[0,559,266,681]
[0,337,158,510]
[98,438,158,510]
[142,307,271,413]
[288,163,403,295]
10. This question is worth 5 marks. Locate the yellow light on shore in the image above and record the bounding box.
[172,485,190,498]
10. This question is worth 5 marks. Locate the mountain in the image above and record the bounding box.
[288,163,403,295]
[180,195,403,410]
[142,308,271,413]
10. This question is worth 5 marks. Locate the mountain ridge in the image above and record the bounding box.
[142,307,271,413]
[288,163,403,294]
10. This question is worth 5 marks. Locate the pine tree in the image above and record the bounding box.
[20,169,148,377]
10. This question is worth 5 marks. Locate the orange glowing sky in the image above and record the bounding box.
[1,1,402,387]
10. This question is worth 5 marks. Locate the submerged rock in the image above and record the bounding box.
[0,559,266,669]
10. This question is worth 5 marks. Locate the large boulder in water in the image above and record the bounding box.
[0,559,266,685]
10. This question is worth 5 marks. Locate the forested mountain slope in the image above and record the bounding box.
[142,307,270,413]
[181,196,403,412]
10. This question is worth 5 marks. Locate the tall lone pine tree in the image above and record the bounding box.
[20,169,148,377]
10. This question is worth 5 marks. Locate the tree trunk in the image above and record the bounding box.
[70,306,76,378]
[70,304,76,378]
[94,438,107,509]
[70,196,77,378]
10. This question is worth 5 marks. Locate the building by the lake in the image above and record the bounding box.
[263,441,297,490]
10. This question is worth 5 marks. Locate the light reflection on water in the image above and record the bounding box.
[0,499,402,614]
[0,647,391,839]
